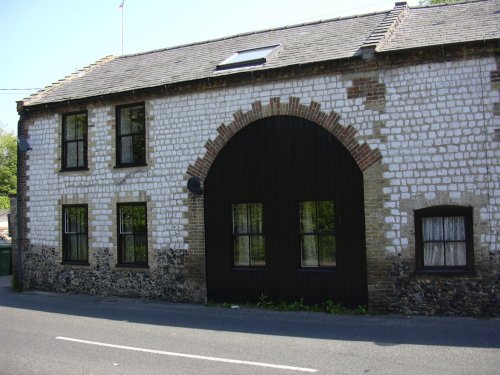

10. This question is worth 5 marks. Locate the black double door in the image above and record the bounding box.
[204,116,367,307]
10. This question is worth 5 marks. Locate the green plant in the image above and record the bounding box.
[356,305,369,315]
[257,292,272,308]
[287,298,307,311]
[324,300,347,314]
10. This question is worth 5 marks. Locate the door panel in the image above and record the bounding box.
[205,116,366,307]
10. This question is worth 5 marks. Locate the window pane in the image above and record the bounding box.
[77,140,84,167]
[299,201,316,233]
[131,106,145,133]
[65,115,76,140]
[122,234,135,262]
[301,234,318,267]
[121,136,133,164]
[134,234,147,263]
[68,234,78,260]
[76,207,86,233]
[444,216,465,241]
[445,242,466,266]
[250,235,265,266]
[233,204,248,234]
[132,135,146,162]
[218,45,277,68]
[120,206,134,233]
[234,236,250,266]
[66,207,76,233]
[133,206,146,232]
[120,107,132,134]
[249,203,263,233]
[75,114,86,139]
[78,235,88,261]
[319,235,336,267]
[66,142,78,168]
[422,217,443,241]
[423,242,444,266]
[317,201,334,232]
[120,105,145,135]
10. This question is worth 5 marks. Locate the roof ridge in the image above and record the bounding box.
[118,9,391,60]
[361,2,409,51]
[20,55,116,108]
[413,0,490,9]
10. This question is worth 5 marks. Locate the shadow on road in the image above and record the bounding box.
[1,278,499,349]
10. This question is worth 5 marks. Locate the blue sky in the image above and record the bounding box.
[0,0,418,134]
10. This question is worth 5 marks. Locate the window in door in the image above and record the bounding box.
[299,200,336,268]
[232,203,265,267]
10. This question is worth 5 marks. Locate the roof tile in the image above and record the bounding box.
[20,0,499,109]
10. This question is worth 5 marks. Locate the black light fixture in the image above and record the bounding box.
[187,176,204,195]
[18,136,32,152]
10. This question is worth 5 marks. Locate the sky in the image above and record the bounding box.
[0,0,419,135]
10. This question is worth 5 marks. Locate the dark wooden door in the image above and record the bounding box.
[204,116,366,307]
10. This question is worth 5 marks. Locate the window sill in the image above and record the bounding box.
[296,267,339,273]
[415,269,476,277]
[61,261,90,266]
[231,267,267,271]
[113,163,148,169]
[115,263,149,269]
[59,167,89,173]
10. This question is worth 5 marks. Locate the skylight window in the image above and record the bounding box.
[216,45,279,70]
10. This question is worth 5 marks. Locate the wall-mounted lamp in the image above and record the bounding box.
[187,176,204,195]
[18,136,32,152]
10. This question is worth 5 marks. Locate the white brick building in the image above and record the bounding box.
[13,1,499,315]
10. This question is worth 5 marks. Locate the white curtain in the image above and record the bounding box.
[422,216,466,266]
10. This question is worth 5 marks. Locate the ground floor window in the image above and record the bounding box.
[117,203,148,266]
[415,206,473,271]
[299,200,336,267]
[62,205,88,263]
[232,203,265,267]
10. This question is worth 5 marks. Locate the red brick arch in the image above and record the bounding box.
[187,97,381,179]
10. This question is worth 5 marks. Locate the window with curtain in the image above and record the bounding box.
[62,205,88,263]
[415,206,473,271]
[117,203,148,266]
[299,200,336,268]
[232,203,265,267]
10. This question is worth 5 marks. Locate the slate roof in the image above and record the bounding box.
[20,0,499,109]
[378,0,499,52]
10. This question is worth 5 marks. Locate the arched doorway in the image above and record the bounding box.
[204,115,367,307]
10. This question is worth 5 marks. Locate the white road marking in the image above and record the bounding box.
[56,336,318,373]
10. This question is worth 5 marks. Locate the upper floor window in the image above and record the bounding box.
[117,203,148,266]
[62,112,87,170]
[62,205,88,264]
[116,103,146,167]
[299,201,336,268]
[232,203,265,267]
[414,206,473,272]
[216,45,280,70]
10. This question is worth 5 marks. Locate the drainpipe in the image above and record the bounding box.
[16,110,30,291]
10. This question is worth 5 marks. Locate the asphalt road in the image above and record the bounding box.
[1,276,499,374]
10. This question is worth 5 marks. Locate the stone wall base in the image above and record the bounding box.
[388,255,500,317]
[23,245,206,303]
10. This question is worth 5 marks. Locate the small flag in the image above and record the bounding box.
[119,0,124,8]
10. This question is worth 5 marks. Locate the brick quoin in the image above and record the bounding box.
[187,97,381,180]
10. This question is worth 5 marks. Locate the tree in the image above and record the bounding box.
[418,0,459,5]
[0,124,17,209]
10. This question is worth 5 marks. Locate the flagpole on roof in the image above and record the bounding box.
[119,0,125,55]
